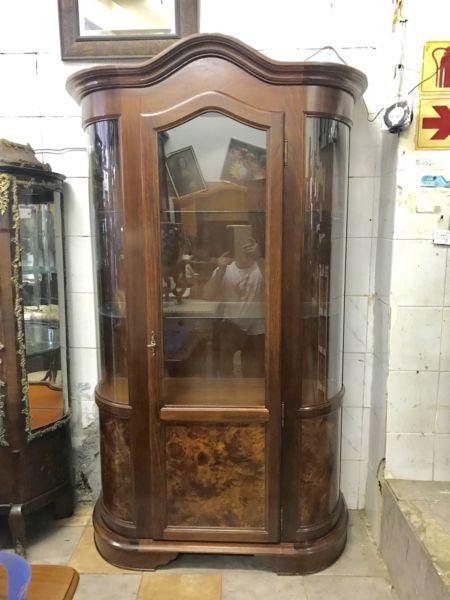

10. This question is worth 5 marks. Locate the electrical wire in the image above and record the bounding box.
[34,147,86,153]
[304,45,349,64]
[406,66,440,94]
[304,42,443,124]
[304,44,384,122]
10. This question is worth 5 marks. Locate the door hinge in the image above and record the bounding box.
[280,507,284,531]
[283,139,288,167]
[281,402,285,427]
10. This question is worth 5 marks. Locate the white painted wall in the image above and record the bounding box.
[0,0,410,510]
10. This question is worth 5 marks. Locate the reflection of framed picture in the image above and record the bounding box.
[165,146,206,198]
[221,138,266,184]
[58,0,199,60]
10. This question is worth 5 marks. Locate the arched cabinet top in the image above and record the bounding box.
[66,33,367,104]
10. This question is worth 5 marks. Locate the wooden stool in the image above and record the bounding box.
[0,564,79,600]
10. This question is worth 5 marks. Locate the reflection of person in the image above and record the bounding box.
[203,239,265,377]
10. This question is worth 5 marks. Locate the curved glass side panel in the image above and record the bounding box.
[19,183,68,431]
[157,112,267,407]
[88,120,128,404]
[302,118,349,405]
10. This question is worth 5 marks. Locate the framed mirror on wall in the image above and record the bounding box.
[58,0,199,60]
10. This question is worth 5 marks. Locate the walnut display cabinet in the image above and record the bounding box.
[67,34,366,574]
[0,140,72,554]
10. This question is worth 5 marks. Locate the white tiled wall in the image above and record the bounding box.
[341,98,390,509]
[383,35,450,482]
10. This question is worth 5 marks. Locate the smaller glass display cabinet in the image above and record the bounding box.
[0,139,72,554]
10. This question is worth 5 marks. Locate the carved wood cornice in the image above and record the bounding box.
[66,33,367,103]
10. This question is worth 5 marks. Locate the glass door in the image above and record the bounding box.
[143,95,283,543]
[160,114,267,408]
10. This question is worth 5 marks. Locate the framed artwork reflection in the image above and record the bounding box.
[165,146,206,198]
[221,138,266,184]
[58,0,199,60]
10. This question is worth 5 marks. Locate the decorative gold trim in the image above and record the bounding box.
[28,410,71,440]
[8,176,32,434]
[15,539,25,557]
[0,174,11,446]
[0,173,10,214]
[0,379,8,446]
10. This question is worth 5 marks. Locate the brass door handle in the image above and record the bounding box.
[147,331,157,356]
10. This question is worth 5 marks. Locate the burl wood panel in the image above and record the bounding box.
[165,423,266,528]
[298,410,340,526]
[100,413,134,522]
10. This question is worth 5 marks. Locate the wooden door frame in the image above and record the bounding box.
[140,91,283,543]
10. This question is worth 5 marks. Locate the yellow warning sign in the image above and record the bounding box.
[416,97,450,149]
[421,42,450,94]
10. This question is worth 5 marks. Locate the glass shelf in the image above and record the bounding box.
[163,300,264,319]
[22,266,57,275]
[161,210,266,214]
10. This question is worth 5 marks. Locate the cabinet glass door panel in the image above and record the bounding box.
[158,113,267,408]
[18,186,68,431]
[88,120,129,405]
[302,117,349,405]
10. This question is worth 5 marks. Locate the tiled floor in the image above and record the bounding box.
[0,507,398,599]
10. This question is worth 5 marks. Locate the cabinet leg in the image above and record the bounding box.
[54,489,74,520]
[8,504,26,557]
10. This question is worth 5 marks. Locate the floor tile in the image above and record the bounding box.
[74,574,142,600]
[54,502,94,528]
[222,571,307,600]
[313,510,388,577]
[138,573,221,600]
[304,576,397,599]
[26,525,85,565]
[68,527,135,574]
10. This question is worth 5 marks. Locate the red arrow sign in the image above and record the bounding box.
[423,105,450,140]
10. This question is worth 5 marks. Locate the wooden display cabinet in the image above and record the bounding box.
[67,33,366,574]
[0,140,73,554]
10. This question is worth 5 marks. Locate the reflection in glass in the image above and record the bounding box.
[78,0,177,37]
[302,118,349,404]
[158,113,267,407]
[89,120,128,403]
[19,187,68,430]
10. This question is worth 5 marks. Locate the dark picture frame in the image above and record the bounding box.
[58,0,199,61]
[165,146,206,198]
[221,138,266,184]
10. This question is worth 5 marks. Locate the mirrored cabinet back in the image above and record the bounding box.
[67,33,367,574]
[0,140,73,555]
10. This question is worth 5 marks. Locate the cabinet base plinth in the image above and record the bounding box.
[93,501,348,575]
